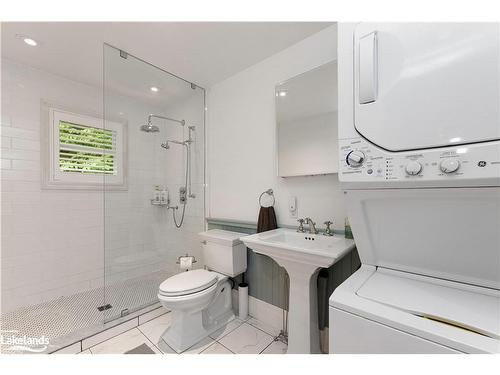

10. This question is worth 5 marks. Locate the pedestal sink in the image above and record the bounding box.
[240,228,355,354]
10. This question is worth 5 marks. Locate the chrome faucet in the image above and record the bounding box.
[304,217,319,234]
[323,221,334,236]
[297,218,306,233]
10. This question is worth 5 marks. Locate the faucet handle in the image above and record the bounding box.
[323,221,334,236]
[297,218,305,233]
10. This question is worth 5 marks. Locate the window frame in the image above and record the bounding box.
[42,103,128,190]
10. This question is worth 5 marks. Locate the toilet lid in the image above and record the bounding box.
[159,269,218,297]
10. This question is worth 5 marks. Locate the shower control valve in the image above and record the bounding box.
[179,186,187,204]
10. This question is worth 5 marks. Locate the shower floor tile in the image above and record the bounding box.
[0,270,167,354]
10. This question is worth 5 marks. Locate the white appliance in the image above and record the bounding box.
[158,229,246,353]
[330,23,500,354]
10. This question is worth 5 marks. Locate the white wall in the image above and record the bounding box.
[207,25,346,229]
[1,59,104,312]
[1,59,206,313]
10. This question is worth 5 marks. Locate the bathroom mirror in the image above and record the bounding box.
[275,61,338,177]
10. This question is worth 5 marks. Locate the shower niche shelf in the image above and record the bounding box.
[150,199,178,210]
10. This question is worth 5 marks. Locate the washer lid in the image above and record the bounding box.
[159,269,217,297]
[357,268,500,339]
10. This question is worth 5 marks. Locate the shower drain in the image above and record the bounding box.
[97,304,112,312]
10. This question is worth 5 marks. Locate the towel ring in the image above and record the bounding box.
[259,189,275,207]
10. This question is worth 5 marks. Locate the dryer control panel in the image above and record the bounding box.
[339,138,500,188]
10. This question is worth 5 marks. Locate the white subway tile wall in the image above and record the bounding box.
[1,58,205,317]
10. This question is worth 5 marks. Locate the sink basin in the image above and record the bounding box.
[252,229,354,265]
[241,228,355,354]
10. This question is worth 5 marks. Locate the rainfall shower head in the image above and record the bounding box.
[140,122,160,133]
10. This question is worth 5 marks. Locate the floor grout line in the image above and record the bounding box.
[209,320,242,341]
[241,321,276,339]
[138,310,169,326]
[259,338,276,354]
[136,329,162,354]
[87,325,140,353]
[199,340,218,354]
[136,325,167,354]
[213,340,236,354]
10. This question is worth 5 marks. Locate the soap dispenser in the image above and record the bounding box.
[345,217,353,239]
[160,186,169,205]
[153,185,161,203]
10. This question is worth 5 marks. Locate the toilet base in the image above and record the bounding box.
[161,309,235,353]
[160,278,235,353]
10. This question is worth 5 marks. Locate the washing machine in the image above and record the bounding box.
[330,23,500,354]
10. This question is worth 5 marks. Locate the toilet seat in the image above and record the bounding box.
[159,269,218,297]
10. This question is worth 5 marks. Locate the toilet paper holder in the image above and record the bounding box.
[176,254,197,264]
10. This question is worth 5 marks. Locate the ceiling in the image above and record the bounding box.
[1,22,333,90]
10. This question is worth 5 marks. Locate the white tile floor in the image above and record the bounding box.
[85,310,287,354]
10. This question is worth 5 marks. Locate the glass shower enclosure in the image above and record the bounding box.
[0,44,205,354]
[102,45,205,322]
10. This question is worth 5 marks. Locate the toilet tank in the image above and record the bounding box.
[199,229,247,277]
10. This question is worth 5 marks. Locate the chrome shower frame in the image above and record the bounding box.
[161,125,196,200]
[148,113,186,127]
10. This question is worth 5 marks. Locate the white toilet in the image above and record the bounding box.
[158,229,247,353]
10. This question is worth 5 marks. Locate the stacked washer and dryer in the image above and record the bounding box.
[330,23,500,353]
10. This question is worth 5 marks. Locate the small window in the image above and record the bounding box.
[44,107,126,189]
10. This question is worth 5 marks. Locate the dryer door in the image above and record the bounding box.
[354,23,500,152]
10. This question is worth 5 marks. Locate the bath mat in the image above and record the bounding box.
[124,343,156,354]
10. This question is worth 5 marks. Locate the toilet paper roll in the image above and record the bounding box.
[179,256,193,270]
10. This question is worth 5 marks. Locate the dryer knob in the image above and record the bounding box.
[346,150,365,167]
[405,161,422,175]
[440,158,460,173]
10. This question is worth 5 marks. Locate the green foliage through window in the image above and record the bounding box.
[59,121,116,175]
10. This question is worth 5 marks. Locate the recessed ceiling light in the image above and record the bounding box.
[449,137,461,143]
[15,34,39,47]
[150,86,159,92]
[23,38,38,46]
[276,91,287,97]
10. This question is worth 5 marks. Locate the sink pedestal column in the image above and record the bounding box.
[276,259,321,354]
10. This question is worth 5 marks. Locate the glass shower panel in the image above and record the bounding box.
[103,45,205,322]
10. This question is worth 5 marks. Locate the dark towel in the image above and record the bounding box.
[257,206,278,233]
